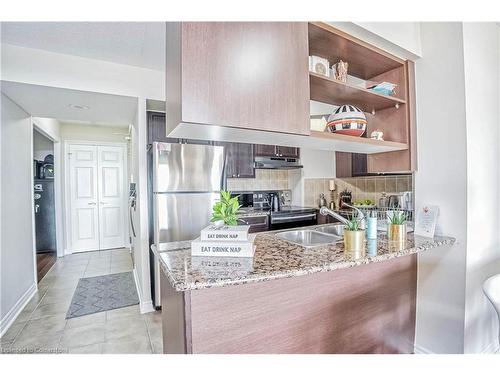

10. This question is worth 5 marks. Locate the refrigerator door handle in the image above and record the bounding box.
[221,145,227,191]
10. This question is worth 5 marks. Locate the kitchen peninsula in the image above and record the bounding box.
[158,228,454,354]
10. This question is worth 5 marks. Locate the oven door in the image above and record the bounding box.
[270,212,317,230]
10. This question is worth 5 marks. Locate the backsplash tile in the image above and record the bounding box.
[304,175,413,208]
[227,169,289,192]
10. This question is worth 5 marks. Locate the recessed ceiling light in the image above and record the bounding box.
[68,104,90,110]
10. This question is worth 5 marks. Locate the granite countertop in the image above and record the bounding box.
[158,226,455,292]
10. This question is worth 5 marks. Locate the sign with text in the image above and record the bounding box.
[415,205,439,238]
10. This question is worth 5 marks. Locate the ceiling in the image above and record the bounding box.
[0,22,165,71]
[1,81,137,126]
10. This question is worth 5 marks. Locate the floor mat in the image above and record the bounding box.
[66,272,139,319]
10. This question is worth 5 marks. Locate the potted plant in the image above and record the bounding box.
[388,210,407,243]
[210,191,241,227]
[343,214,365,253]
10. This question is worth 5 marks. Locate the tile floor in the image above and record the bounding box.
[0,248,162,354]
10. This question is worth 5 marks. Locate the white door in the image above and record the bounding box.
[97,146,126,250]
[68,143,126,252]
[69,145,100,252]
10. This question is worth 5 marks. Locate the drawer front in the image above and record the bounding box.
[238,215,269,233]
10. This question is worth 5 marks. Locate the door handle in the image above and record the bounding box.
[100,201,108,204]
[88,202,96,205]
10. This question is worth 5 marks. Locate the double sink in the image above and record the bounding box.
[275,224,345,248]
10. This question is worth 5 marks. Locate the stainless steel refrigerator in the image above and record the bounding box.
[149,142,225,308]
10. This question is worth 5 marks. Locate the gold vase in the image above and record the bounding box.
[344,230,365,253]
[388,224,407,243]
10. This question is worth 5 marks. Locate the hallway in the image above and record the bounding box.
[0,249,162,354]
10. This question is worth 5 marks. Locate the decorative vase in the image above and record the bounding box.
[388,223,407,243]
[344,229,365,253]
[327,105,367,137]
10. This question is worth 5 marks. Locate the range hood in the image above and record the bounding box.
[254,156,303,170]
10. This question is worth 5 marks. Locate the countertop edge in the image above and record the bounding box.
[159,236,456,293]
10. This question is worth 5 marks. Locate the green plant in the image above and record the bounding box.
[389,210,407,225]
[210,191,241,225]
[345,214,364,231]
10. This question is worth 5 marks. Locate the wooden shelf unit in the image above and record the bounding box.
[309,72,406,112]
[308,22,416,173]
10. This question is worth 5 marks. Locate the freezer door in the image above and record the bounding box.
[154,192,219,244]
[153,143,225,193]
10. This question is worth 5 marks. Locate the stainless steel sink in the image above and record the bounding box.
[275,229,341,248]
[314,224,345,237]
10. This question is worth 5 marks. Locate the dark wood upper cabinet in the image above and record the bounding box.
[147,112,177,144]
[254,144,300,158]
[277,146,300,158]
[253,144,277,157]
[167,22,310,136]
[225,143,255,179]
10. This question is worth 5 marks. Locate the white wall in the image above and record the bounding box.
[32,117,60,141]
[33,129,54,160]
[59,122,129,143]
[414,22,468,354]
[0,93,37,334]
[329,22,422,60]
[1,44,164,100]
[462,22,500,354]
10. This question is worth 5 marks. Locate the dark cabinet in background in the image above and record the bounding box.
[147,111,212,145]
[254,144,300,158]
[253,144,276,157]
[335,152,367,177]
[225,143,255,178]
[147,112,177,144]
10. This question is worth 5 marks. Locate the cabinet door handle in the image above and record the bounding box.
[88,202,96,206]
[100,201,108,205]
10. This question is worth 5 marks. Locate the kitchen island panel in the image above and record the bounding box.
[187,254,417,354]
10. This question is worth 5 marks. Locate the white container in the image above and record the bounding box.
[366,215,378,240]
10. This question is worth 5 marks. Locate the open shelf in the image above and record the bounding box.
[169,122,408,154]
[309,72,406,112]
[308,22,405,80]
[309,131,408,153]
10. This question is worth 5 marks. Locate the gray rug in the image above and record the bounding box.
[66,272,139,319]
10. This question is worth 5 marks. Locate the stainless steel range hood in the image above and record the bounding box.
[254,156,303,170]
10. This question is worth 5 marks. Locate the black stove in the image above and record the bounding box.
[269,205,317,229]
[233,191,317,230]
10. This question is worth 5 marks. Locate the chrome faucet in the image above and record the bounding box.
[319,203,366,229]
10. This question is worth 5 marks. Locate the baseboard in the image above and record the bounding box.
[0,283,37,337]
[140,300,155,314]
[413,344,435,354]
[133,267,155,314]
[414,342,500,354]
[481,341,500,354]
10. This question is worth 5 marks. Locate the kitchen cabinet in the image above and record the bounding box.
[148,111,212,145]
[254,144,300,158]
[253,144,277,157]
[147,112,177,144]
[166,22,310,136]
[225,143,255,179]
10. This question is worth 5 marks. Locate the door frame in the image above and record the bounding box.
[64,140,128,255]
